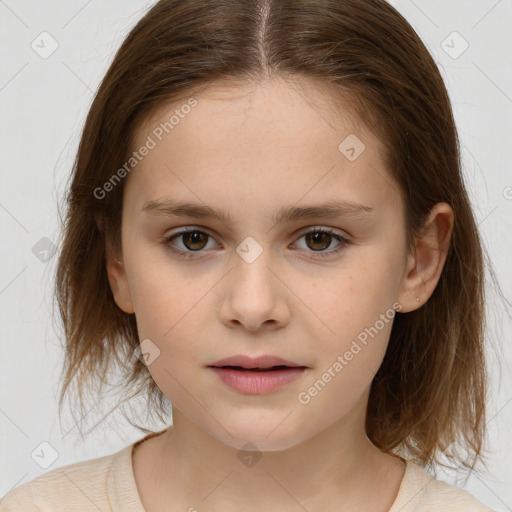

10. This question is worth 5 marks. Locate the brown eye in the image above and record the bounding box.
[163,226,350,261]
[304,231,333,251]
[181,231,209,251]
[293,228,351,258]
[164,229,217,259]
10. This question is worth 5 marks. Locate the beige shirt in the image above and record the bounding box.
[0,432,496,511]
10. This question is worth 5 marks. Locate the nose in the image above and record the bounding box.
[218,248,291,332]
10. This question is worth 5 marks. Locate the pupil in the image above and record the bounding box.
[181,231,332,252]
[184,232,207,251]
[307,232,330,251]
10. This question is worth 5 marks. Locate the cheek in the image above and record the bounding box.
[298,316,394,418]
[126,263,210,380]
[130,278,209,405]
[296,253,398,390]
[297,254,398,338]
[127,250,202,335]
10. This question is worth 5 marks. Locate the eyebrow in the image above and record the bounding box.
[141,198,375,225]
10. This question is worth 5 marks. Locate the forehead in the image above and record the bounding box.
[138,76,369,146]
[125,77,400,220]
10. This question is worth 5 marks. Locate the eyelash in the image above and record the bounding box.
[161,227,351,260]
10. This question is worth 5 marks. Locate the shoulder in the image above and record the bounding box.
[393,460,497,512]
[0,446,127,511]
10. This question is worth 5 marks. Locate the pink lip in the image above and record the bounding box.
[207,354,308,395]
[209,354,304,369]
[209,367,307,395]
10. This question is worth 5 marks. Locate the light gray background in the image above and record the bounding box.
[0,0,511,509]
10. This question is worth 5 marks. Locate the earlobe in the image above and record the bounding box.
[105,242,135,314]
[397,202,454,313]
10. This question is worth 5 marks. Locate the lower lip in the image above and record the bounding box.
[209,367,307,395]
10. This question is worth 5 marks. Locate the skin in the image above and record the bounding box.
[105,76,454,511]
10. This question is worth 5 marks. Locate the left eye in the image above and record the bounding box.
[163,227,350,259]
[293,229,350,255]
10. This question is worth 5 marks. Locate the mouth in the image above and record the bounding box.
[207,355,309,395]
[211,365,306,372]
[208,354,307,371]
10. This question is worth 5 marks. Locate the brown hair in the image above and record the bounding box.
[54,0,502,469]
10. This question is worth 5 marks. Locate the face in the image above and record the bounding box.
[108,77,418,451]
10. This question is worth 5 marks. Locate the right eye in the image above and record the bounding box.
[163,228,218,259]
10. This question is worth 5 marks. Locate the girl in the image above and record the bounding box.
[1,0,502,510]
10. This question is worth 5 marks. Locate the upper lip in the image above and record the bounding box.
[208,355,307,369]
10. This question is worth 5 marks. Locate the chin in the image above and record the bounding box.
[211,420,310,453]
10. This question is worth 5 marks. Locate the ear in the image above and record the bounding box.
[97,215,135,315]
[397,202,454,312]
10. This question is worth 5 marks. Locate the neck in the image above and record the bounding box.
[134,397,406,511]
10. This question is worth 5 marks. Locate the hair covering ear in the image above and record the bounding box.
[94,213,105,235]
